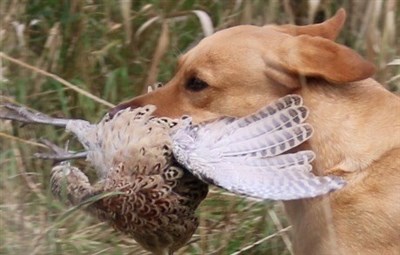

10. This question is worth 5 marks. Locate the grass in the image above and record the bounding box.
[0,0,399,254]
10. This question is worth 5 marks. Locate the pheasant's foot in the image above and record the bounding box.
[0,103,69,127]
[35,139,87,161]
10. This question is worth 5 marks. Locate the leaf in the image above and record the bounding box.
[387,59,400,66]
[135,16,161,39]
[191,10,214,36]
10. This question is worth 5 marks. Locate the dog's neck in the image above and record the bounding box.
[285,78,400,254]
[296,78,400,176]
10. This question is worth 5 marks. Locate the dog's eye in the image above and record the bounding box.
[185,77,209,92]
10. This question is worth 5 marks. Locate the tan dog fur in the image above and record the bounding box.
[113,9,400,255]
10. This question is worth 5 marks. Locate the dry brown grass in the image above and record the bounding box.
[1,1,399,254]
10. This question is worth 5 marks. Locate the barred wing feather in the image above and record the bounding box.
[172,95,345,200]
[196,162,344,200]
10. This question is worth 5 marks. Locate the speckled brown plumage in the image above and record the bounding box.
[50,106,208,255]
[1,96,344,254]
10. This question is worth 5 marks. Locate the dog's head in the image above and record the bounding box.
[111,9,374,122]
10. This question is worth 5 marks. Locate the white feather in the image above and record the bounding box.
[228,151,315,168]
[193,162,344,200]
[172,94,345,200]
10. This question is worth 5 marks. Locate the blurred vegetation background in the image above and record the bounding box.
[0,0,399,254]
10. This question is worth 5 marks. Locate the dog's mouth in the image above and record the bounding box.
[108,101,136,119]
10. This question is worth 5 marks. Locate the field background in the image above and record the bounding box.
[0,0,399,255]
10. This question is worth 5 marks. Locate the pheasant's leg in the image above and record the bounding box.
[0,103,70,127]
[36,151,87,161]
[0,105,88,160]
[35,139,87,161]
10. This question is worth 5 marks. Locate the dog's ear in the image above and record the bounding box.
[275,34,376,84]
[269,8,346,41]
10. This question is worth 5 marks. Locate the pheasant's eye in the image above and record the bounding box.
[185,77,209,92]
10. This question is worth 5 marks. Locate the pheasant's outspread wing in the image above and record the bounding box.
[172,95,345,200]
[54,106,208,255]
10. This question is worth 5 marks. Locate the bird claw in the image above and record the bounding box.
[34,139,87,162]
[0,104,87,161]
[0,103,44,124]
[0,103,69,127]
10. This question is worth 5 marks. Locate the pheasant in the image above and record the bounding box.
[0,95,345,255]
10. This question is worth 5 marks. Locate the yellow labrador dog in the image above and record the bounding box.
[112,9,400,255]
